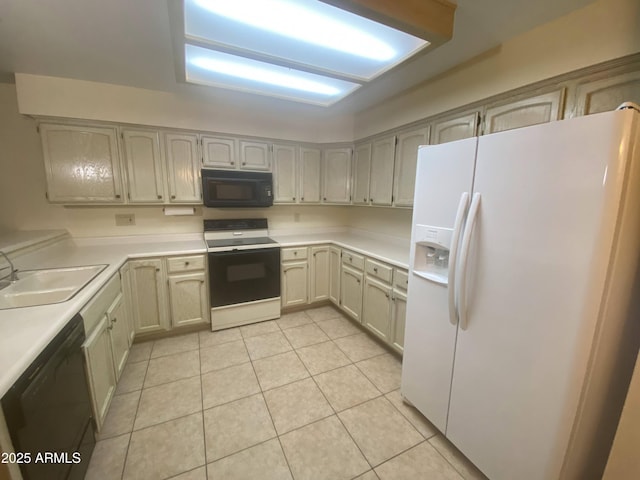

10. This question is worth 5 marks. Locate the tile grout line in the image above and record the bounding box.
[197,336,209,480]
[244,332,297,480]
[119,339,154,480]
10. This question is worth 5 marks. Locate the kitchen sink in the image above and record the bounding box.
[0,265,107,309]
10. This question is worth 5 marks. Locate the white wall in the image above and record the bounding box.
[14,75,355,144]
[0,83,349,236]
[354,0,640,138]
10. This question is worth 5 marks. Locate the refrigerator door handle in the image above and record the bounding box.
[458,192,481,331]
[448,192,470,325]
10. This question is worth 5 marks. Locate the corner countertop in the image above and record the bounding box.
[0,230,409,398]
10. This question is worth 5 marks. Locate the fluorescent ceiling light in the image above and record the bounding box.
[180,0,430,106]
[185,45,360,106]
[192,0,396,61]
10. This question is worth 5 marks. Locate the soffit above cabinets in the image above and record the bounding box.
[173,0,453,106]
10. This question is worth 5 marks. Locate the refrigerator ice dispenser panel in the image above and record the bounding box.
[413,224,453,286]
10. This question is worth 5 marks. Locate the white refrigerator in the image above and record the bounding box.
[401,108,640,480]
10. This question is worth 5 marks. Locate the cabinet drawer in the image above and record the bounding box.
[167,255,205,273]
[282,247,308,261]
[365,259,393,283]
[342,250,364,270]
[394,269,409,291]
[81,273,121,334]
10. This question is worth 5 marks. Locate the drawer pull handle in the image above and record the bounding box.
[156,268,160,272]
[115,194,121,199]
[171,195,176,199]
[294,251,298,255]
[373,267,378,273]
[301,197,304,201]
[157,195,162,199]
[231,161,235,165]
[185,261,190,266]
[112,317,118,323]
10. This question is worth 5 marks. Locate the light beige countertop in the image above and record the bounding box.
[0,230,409,397]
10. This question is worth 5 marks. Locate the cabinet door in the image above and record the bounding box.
[310,246,330,303]
[129,259,169,335]
[168,272,209,328]
[432,112,480,145]
[165,133,201,203]
[282,261,308,308]
[83,317,116,429]
[352,143,372,205]
[240,140,271,171]
[323,147,352,203]
[273,144,298,203]
[329,246,341,305]
[574,70,640,117]
[122,129,165,203]
[394,127,429,207]
[369,136,396,206]
[119,263,135,346]
[391,289,407,354]
[483,89,565,134]
[340,265,363,321]
[363,277,392,341]
[39,123,124,203]
[299,147,322,203]
[202,135,237,169]
[107,294,129,381]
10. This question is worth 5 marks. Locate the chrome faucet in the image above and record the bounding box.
[0,251,18,283]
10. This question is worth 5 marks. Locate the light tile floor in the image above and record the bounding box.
[86,305,488,480]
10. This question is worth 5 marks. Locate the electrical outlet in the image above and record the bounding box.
[115,214,135,226]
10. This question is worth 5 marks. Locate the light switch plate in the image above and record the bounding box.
[115,214,135,226]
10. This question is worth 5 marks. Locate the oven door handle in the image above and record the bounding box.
[209,248,279,257]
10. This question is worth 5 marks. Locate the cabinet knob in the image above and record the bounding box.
[231,161,235,165]
[373,267,378,273]
[357,279,361,284]
[349,256,353,261]
[292,197,296,201]
[369,198,373,202]
[115,194,121,199]
[156,268,160,272]
[301,197,304,201]
[323,197,327,201]
[157,195,162,199]
[294,251,298,255]
[385,293,389,298]
[242,162,247,166]
[113,317,118,323]
[185,261,190,266]
[363,197,366,202]
[171,195,176,199]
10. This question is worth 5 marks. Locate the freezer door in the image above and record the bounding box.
[446,111,636,480]
[401,138,477,432]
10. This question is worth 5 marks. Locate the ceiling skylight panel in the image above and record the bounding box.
[184,0,428,82]
[185,45,360,106]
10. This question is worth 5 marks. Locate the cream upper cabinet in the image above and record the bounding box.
[340,265,363,321]
[352,143,372,205]
[202,135,237,169]
[322,147,352,204]
[282,261,309,308]
[39,123,124,203]
[121,128,165,203]
[299,147,322,203]
[483,89,565,134]
[106,293,129,380]
[432,112,480,145]
[310,246,330,303]
[394,127,429,207]
[164,133,201,203]
[240,140,271,171]
[329,246,341,305]
[168,272,208,328]
[129,258,170,335]
[370,136,396,206]
[273,144,298,203]
[573,70,640,117]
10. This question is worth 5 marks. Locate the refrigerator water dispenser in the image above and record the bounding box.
[413,224,453,286]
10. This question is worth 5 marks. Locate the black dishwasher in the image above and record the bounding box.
[1,314,95,480]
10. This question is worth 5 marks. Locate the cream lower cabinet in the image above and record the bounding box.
[329,246,341,305]
[281,246,309,308]
[390,289,407,354]
[340,264,363,321]
[363,277,392,342]
[129,258,170,335]
[310,245,330,303]
[119,263,136,345]
[106,293,129,380]
[84,317,117,429]
[81,272,127,430]
[168,272,208,328]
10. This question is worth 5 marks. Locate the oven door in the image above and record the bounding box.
[208,247,281,307]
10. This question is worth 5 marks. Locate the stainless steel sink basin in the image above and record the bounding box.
[0,265,107,309]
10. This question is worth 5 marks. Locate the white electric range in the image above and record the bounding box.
[204,219,281,330]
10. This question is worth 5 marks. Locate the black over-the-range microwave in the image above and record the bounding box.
[201,169,273,208]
